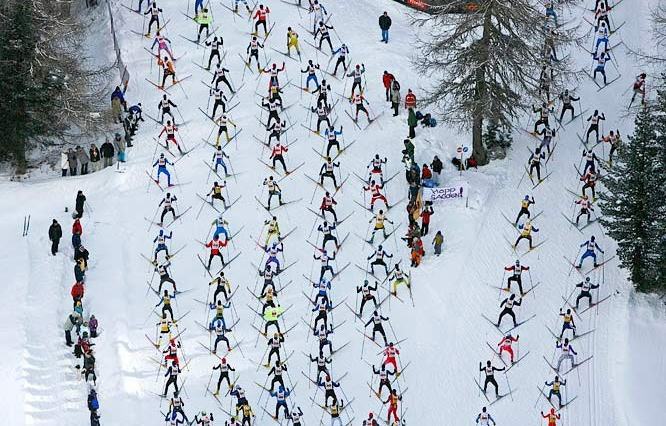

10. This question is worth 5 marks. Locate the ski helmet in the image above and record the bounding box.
[222,358,226,363]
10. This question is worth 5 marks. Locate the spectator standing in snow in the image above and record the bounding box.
[76,146,90,175]
[114,133,126,165]
[382,71,394,102]
[100,138,114,168]
[379,11,391,43]
[407,107,417,139]
[49,219,62,255]
[61,149,70,177]
[89,144,101,172]
[390,79,401,116]
[68,148,78,176]
[431,155,443,185]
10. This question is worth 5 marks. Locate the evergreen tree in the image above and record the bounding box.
[599,106,661,292]
[651,83,666,286]
[482,119,513,160]
[0,0,109,172]
[413,1,575,165]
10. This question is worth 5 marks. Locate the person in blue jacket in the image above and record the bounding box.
[269,385,291,419]
[577,235,604,268]
[152,153,174,186]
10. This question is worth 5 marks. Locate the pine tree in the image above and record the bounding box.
[482,120,513,160]
[413,1,575,165]
[0,0,109,172]
[599,106,661,292]
[651,83,666,287]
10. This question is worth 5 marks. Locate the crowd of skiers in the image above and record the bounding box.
[53,190,102,425]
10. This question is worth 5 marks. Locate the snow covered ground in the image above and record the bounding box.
[3,0,666,424]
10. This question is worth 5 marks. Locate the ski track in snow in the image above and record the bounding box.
[2,0,666,424]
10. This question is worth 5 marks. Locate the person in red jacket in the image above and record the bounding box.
[421,204,433,236]
[72,218,82,236]
[382,71,394,102]
[404,89,416,109]
[205,234,228,269]
[541,408,560,426]
[253,5,270,36]
[71,281,85,308]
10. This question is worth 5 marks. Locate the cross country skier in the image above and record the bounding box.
[266,332,284,365]
[167,391,189,424]
[314,324,334,354]
[156,261,177,292]
[263,242,283,272]
[601,130,621,164]
[310,0,327,30]
[575,277,600,309]
[264,216,281,244]
[195,8,212,42]
[286,27,301,58]
[301,60,321,91]
[156,289,175,319]
[153,229,172,262]
[262,96,282,127]
[328,400,345,426]
[323,125,342,157]
[153,152,175,186]
[231,385,249,415]
[383,389,402,423]
[263,176,283,208]
[476,407,496,425]
[193,411,214,426]
[559,308,577,339]
[579,169,600,199]
[163,360,181,396]
[369,209,392,243]
[594,21,609,52]
[270,141,288,173]
[211,64,234,92]
[527,147,546,182]
[310,352,332,381]
[373,364,396,398]
[389,264,409,295]
[313,277,331,306]
[318,221,338,250]
[163,338,181,367]
[367,245,393,275]
[479,360,505,397]
[212,146,230,175]
[630,73,647,106]
[368,154,387,184]
[233,0,252,14]
[382,342,400,372]
[267,116,287,146]
[208,275,230,310]
[497,333,518,363]
[497,294,522,327]
[209,300,231,330]
[555,338,577,371]
[319,157,339,186]
[259,264,276,295]
[288,407,304,426]
[577,235,604,268]
[263,62,286,90]
[595,2,612,31]
[215,113,236,145]
[155,313,175,347]
[158,193,177,226]
[592,50,611,85]
[239,404,255,425]
[320,191,338,222]
[159,120,183,154]
[260,287,276,315]
[537,125,555,155]
[351,90,371,122]
[514,195,535,224]
[205,234,228,269]
[514,219,539,250]
[558,89,580,121]
[263,305,284,335]
[357,280,378,316]
[158,56,178,89]
[136,0,151,13]
[545,376,566,408]
[204,36,223,69]
[246,36,264,72]
[581,149,600,175]
[365,310,389,345]
[313,79,331,109]
[206,181,228,209]
[504,259,529,295]
[268,360,287,392]
[144,3,162,36]
[152,31,173,60]
[364,180,387,211]
[532,102,552,133]
[363,413,379,426]
[314,249,336,279]
[212,357,235,395]
[312,102,332,133]
[253,5,270,36]
[209,86,228,118]
[158,94,177,124]
[331,43,350,76]
[575,195,594,224]
[314,21,335,53]
[318,375,340,407]
[312,298,332,330]
[542,408,561,426]
[347,64,365,96]
[270,386,291,420]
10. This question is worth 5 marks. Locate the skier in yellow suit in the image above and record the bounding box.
[286,27,301,58]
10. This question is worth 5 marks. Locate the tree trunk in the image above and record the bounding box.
[472,115,487,165]
[471,3,492,166]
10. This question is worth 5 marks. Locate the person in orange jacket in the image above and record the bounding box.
[382,71,394,102]
[410,237,424,267]
[404,89,417,109]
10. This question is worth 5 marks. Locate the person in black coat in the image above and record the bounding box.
[75,245,90,263]
[379,11,391,43]
[48,219,62,255]
[75,190,86,219]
